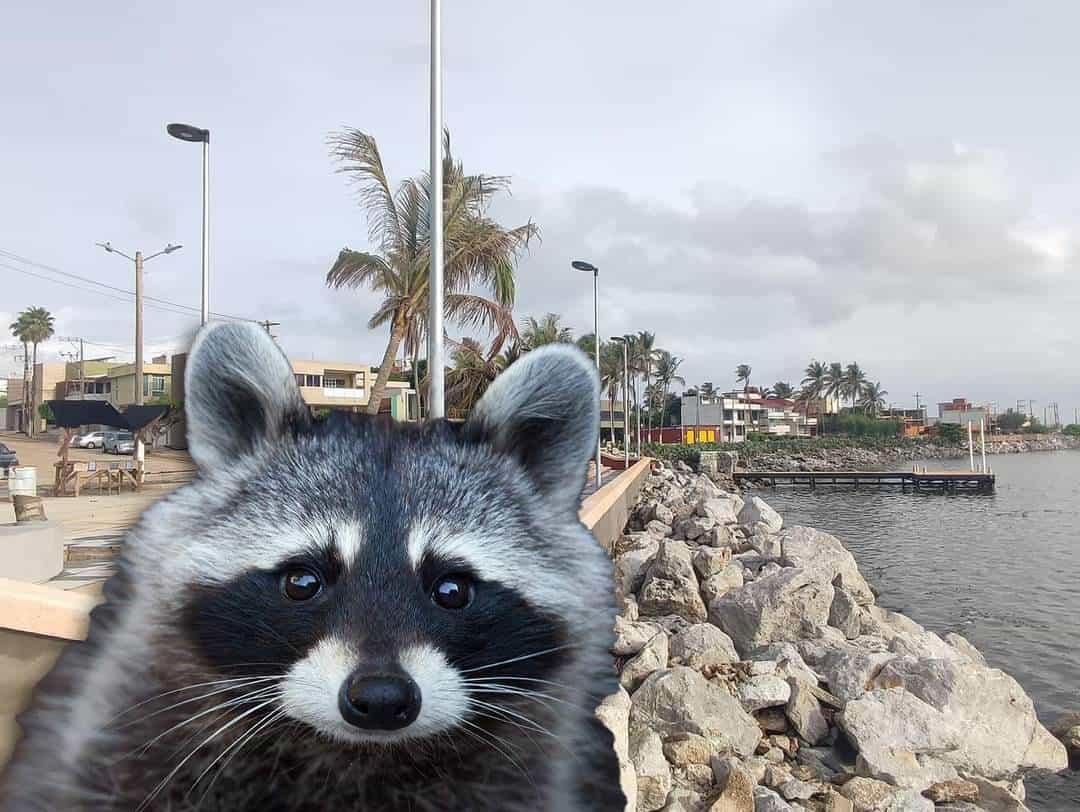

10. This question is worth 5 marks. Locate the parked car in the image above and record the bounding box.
[73,431,106,449]
[103,431,135,455]
[0,443,18,475]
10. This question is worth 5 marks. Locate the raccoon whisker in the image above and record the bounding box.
[465,698,557,739]
[455,718,534,785]
[191,706,289,804]
[465,684,579,710]
[124,685,282,759]
[456,644,578,674]
[137,697,282,811]
[112,677,282,729]
[110,676,282,723]
[461,675,575,691]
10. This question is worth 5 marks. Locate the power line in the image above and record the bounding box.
[0,248,257,323]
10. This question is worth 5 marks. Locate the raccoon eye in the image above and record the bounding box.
[282,567,322,601]
[432,574,474,610]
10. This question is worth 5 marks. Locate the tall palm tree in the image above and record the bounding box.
[8,312,32,434]
[800,360,827,402]
[735,364,752,394]
[843,362,866,409]
[699,381,716,400]
[325,129,537,415]
[825,362,845,405]
[653,351,685,428]
[520,313,573,349]
[859,381,888,416]
[575,333,597,359]
[12,307,54,436]
[496,341,524,370]
[772,381,795,400]
[635,331,659,439]
[599,341,624,444]
[445,337,504,414]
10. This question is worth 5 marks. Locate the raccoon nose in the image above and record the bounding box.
[339,673,422,731]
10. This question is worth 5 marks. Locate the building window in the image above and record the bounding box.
[143,375,166,397]
[324,377,346,388]
[295,374,305,387]
[305,374,322,387]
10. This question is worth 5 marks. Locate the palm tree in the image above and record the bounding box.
[520,313,573,349]
[825,362,845,405]
[859,381,888,416]
[843,362,867,409]
[653,351,685,428]
[735,364,752,394]
[635,331,659,439]
[772,381,794,400]
[800,360,827,402]
[11,307,54,436]
[445,338,503,414]
[325,129,537,415]
[496,341,524,370]
[699,381,716,400]
[599,341,624,444]
[8,312,32,434]
[575,333,597,358]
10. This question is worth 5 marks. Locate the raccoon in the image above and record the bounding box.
[1,322,625,811]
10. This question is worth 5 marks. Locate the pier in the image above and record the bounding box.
[734,469,995,494]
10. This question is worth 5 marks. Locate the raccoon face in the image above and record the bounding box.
[171,322,601,747]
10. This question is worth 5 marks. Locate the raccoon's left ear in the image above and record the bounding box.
[184,321,309,470]
[465,344,600,512]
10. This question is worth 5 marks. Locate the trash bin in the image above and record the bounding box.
[8,467,45,523]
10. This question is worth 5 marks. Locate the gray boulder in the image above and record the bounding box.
[737,675,792,713]
[630,727,672,812]
[620,629,669,691]
[595,688,637,810]
[693,546,732,580]
[786,678,829,745]
[668,623,739,669]
[779,526,874,604]
[630,667,762,757]
[738,496,783,534]
[709,567,834,654]
[700,567,745,604]
[709,755,756,812]
[614,538,659,597]
[695,496,740,526]
[839,776,934,811]
[748,533,783,559]
[829,587,863,639]
[943,632,988,668]
[639,541,708,623]
[751,786,794,811]
[612,616,664,656]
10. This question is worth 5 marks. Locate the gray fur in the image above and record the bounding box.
[0,323,623,811]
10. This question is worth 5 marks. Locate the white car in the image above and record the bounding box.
[73,431,106,449]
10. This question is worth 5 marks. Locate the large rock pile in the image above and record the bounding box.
[597,463,1067,812]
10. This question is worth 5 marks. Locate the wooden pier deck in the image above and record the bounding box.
[734,470,995,493]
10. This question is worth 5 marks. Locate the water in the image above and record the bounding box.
[758,451,1080,810]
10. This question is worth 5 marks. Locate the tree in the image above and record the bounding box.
[8,312,32,434]
[772,381,795,400]
[325,129,537,415]
[599,341,624,443]
[445,337,504,414]
[735,364,752,394]
[520,313,573,349]
[635,331,659,439]
[997,410,1027,432]
[800,360,827,402]
[858,381,888,416]
[575,333,597,358]
[843,362,867,409]
[653,351,685,428]
[10,307,54,436]
[699,382,716,400]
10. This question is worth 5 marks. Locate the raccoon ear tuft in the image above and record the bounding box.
[465,344,600,511]
[184,321,309,470]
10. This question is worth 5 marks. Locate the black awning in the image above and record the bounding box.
[46,401,171,431]
[121,405,171,430]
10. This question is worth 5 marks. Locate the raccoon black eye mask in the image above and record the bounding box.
[1,322,626,812]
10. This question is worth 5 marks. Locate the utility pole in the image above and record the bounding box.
[913,392,921,411]
[80,339,85,401]
[258,320,280,338]
[135,251,144,410]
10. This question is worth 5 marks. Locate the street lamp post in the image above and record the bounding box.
[572,260,601,489]
[166,123,211,325]
[612,336,629,469]
[96,241,182,476]
[427,0,445,419]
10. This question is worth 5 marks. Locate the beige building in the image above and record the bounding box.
[7,363,68,434]
[106,361,172,407]
[290,359,414,420]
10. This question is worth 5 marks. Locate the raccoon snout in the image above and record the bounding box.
[338,672,422,731]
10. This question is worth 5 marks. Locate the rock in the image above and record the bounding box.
[786,678,829,745]
[663,733,714,767]
[1050,710,1080,755]
[631,728,673,812]
[869,656,1068,778]
[595,687,637,812]
[838,776,934,812]
[822,792,853,812]
[621,629,669,691]
[757,707,789,733]
[683,514,717,541]
[763,762,792,788]
[943,632,987,668]
[618,593,640,621]
[668,623,739,669]
[748,533,783,559]
[751,786,794,811]
[743,756,769,784]
[663,788,704,812]
[763,747,785,763]
[614,539,659,597]
[707,524,737,549]
[769,734,797,758]
[709,568,834,654]
[779,527,874,604]
[630,667,762,758]
[759,562,783,579]
[640,542,708,623]
[676,763,716,795]
[693,547,733,580]
[654,503,676,527]
[739,496,784,534]
[738,675,792,713]
[777,778,817,801]
[963,776,1028,812]
[810,645,897,702]
[828,588,863,640]
[696,496,740,526]
[797,746,849,779]
[710,755,756,812]
[647,520,674,538]
[613,616,664,656]
[839,688,960,790]
[922,779,979,804]
[700,567,745,604]
[749,643,822,688]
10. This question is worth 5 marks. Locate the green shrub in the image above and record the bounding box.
[642,443,700,468]
[1064,424,1080,437]
[822,413,902,439]
[934,423,963,444]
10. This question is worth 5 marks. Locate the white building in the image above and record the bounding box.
[681,390,817,442]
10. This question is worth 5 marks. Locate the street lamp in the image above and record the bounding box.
[572,260,601,488]
[97,240,183,476]
[611,336,630,469]
[166,122,210,325]
[427,0,445,419]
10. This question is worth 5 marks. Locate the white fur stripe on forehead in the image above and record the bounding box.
[407,520,566,613]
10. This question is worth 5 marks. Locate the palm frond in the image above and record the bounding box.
[328,129,402,255]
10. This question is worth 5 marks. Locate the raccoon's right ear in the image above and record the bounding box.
[465,344,600,512]
[183,321,309,470]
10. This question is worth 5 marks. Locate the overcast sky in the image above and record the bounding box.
[2,1,1078,421]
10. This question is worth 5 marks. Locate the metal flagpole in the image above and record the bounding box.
[427,0,445,419]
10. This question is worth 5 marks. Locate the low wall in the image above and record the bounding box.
[581,458,653,554]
